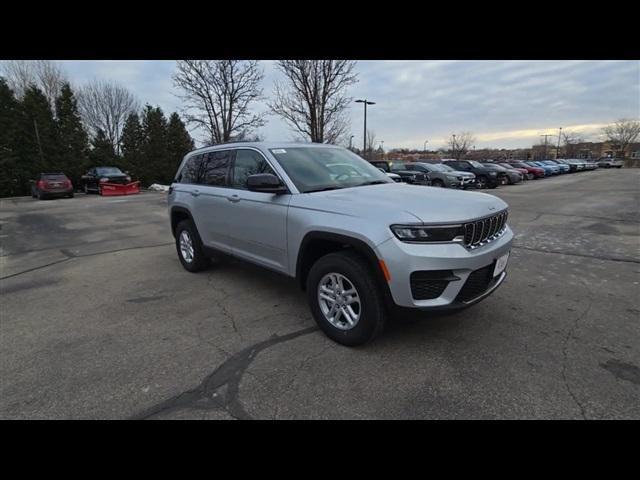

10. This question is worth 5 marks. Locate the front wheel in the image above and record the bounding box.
[432,179,444,188]
[476,175,488,189]
[306,251,386,346]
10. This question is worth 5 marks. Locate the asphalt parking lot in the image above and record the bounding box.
[1,169,639,419]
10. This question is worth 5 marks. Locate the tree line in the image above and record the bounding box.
[1,65,194,198]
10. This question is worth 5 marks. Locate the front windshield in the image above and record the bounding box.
[96,167,123,176]
[269,147,392,193]
[437,163,457,172]
[468,160,484,168]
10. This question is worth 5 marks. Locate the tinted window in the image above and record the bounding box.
[43,174,67,181]
[202,150,232,186]
[232,149,275,189]
[179,154,205,184]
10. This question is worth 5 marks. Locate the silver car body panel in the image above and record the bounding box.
[169,142,513,308]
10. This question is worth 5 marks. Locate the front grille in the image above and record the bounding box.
[410,270,457,300]
[455,264,496,302]
[462,210,508,248]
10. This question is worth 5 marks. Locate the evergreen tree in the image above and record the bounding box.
[13,85,60,193]
[0,77,21,197]
[139,105,168,185]
[89,129,117,166]
[120,112,144,179]
[166,112,194,184]
[55,83,89,187]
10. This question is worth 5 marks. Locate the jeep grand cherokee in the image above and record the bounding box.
[168,143,513,346]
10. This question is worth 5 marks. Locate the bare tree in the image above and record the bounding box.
[448,132,476,160]
[173,60,265,145]
[77,80,139,154]
[561,130,585,158]
[1,60,66,109]
[269,60,358,144]
[602,119,640,158]
[365,130,377,160]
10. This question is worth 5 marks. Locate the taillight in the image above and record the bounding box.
[66,179,72,188]
[37,180,45,189]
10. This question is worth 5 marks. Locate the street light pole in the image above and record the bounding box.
[355,99,375,155]
[349,135,354,150]
[556,127,562,159]
[423,139,428,152]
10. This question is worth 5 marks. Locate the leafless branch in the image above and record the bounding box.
[173,60,265,145]
[269,60,358,144]
[1,60,66,110]
[76,79,140,154]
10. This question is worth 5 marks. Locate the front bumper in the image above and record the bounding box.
[376,226,513,309]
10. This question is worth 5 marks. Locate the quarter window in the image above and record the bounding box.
[179,154,204,184]
[232,149,275,189]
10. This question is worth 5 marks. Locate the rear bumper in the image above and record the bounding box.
[40,188,73,197]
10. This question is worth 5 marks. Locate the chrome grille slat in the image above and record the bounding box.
[462,210,508,249]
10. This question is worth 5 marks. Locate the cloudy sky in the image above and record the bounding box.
[57,60,639,150]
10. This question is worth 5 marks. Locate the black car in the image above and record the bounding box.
[30,172,74,199]
[81,166,132,194]
[442,160,500,189]
[370,160,431,185]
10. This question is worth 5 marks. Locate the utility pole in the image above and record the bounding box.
[556,127,562,159]
[540,134,552,159]
[33,119,45,166]
[423,139,428,152]
[349,135,354,150]
[452,134,457,159]
[355,99,375,155]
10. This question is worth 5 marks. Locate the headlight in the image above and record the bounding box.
[99,177,109,183]
[390,224,465,243]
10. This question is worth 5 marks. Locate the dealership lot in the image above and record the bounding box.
[1,169,639,419]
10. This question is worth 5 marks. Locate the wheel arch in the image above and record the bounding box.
[170,206,194,238]
[295,231,394,308]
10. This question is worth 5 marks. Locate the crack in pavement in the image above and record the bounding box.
[129,326,319,420]
[0,242,174,280]
[561,279,593,420]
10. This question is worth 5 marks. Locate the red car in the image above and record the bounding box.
[31,172,74,199]
[507,161,545,179]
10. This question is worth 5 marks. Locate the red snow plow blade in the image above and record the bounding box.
[99,181,141,196]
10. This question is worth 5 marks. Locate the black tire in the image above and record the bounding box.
[37,190,44,200]
[175,219,210,272]
[432,179,444,188]
[83,184,89,194]
[68,192,74,198]
[306,250,386,346]
[475,175,488,189]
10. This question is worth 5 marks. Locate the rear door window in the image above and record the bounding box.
[231,149,276,189]
[202,150,233,187]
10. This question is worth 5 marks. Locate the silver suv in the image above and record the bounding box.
[168,143,513,346]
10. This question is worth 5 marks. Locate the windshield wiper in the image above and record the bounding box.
[304,186,344,193]
[357,180,390,186]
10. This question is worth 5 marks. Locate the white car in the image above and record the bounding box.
[597,158,624,168]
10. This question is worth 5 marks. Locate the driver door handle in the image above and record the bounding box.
[190,189,200,197]
[227,194,240,203]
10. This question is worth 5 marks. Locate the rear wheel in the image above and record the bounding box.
[175,219,210,272]
[476,175,488,189]
[432,179,444,188]
[306,251,386,346]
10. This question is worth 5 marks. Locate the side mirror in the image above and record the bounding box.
[246,174,288,194]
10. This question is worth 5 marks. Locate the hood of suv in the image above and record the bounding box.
[292,183,507,224]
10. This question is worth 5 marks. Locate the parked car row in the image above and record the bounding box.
[30,166,139,200]
[368,156,607,191]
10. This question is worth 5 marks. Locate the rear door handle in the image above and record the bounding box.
[190,189,200,197]
[227,194,240,203]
